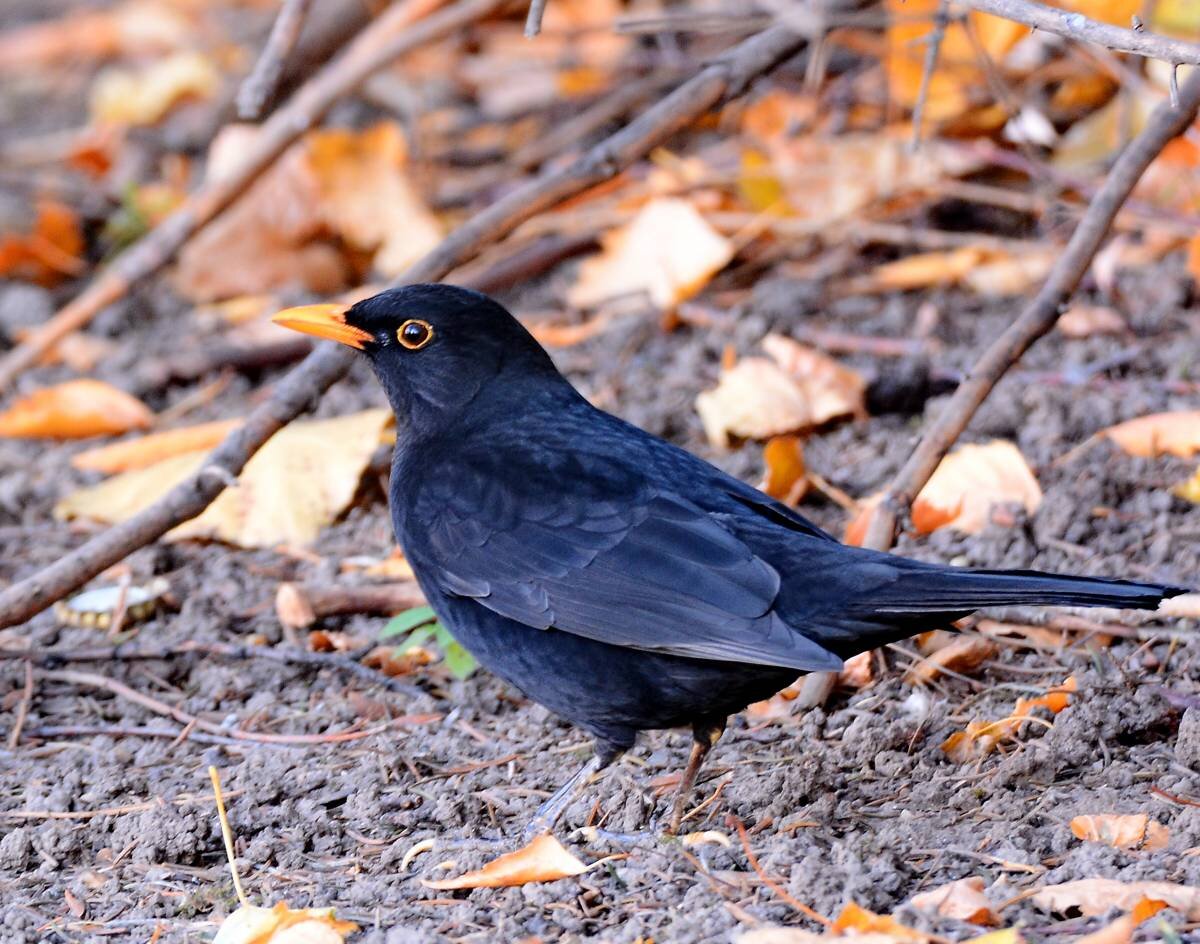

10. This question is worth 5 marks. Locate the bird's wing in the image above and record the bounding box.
[408,445,842,671]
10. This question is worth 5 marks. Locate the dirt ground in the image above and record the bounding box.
[4,4,1200,942]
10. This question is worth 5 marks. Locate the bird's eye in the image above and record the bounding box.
[397,319,434,350]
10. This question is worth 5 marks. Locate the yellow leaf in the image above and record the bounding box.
[568,198,734,310]
[910,876,999,926]
[71,419,242,473]
[965,931,1026,944]
[213,902,357,944]
[1101,411,1200,458]
[1070,813,1170,851]
[760,435,808,505]
[56,410,390,548]
[911,441,1042,535]
[0,380,152,440]
[738,149,789,214]
[91,51,219,126]
[422,834,590,889]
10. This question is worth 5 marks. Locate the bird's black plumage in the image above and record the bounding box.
[276,284,1189,834]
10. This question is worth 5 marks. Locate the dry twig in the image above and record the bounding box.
[524,0,549,37]
[0,25,812,629]
[237,0,316,120]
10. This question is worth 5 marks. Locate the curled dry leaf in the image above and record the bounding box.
[91,51,220,126]
[0,380,152,440]
[1100,411,1200,458]
[910,441,1042,535]
[71,419,242,473]
[212,902,357,944]
[57,409,390,548]
[1032,880,1199,919]
[568,198,734,311]
[0,200,85,287]
[696,336,865,449]
[832,901,930,941]
[760,435,808,505]
[421,833,590,890]
[905,635,999,684]
[942,677,1076,762]
[1069,814,1169,851]
[910,876,999,926]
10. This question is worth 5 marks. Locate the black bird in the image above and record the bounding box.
[274,284,1187,837]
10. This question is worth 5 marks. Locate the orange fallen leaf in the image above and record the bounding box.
[868,248,986,291]
[363,645,437,677]
[16,329,116,373]
[212,901,357,944]
[0,380,152,440]
[0,200,85,287]
[832,902,929,941]
[1070,814,1170,851]
[1076,897,1167,944]
[1057,304,1128,338]
[839,651,874,690]
[422,834,590,889]
[71,419,242,473]
[568,198,734,310]
[526,313,613,348]
[905,636,998,684]
[761,435,809,505]
[911,441,1042,535]
[0,1,190,68]
[942,677,1076,762]
[1100,411,1200,458]
[1033,880,1197,919]
[910,876,999,926]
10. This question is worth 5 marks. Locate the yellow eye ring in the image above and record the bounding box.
[397,319,434,350]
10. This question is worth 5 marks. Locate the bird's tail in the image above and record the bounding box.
[855,566,1187,617]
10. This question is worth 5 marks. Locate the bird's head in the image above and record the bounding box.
[272,284,565,432]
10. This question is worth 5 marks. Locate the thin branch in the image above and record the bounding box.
[910,0,952,149]
[960,0,1200,66]
[237,0,316,120]
[862,68,1200,551]
[524,0,549,37]
[0,0,492,395]
[0,25,812,630]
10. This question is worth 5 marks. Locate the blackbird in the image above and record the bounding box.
[274,284,1187,837]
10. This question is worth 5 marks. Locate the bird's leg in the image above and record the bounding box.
[522,740,623,842]
[668,719,726,834]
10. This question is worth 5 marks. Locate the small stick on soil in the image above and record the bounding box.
[960,0,1200,66]
[237,0,315,120]
[0,24,813,629]
[909,0,952,150]
[727,813,831,926]
[524,0,549,37]
[276,581,427,630]
[6,661,33,749]
[0,0,497,394]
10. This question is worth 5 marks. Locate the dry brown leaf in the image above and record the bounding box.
[832,902,930,941]
[91,51,220,126]
[0,1,191,68]
[1057,305,1128,338]
[568,198,734,310]
[905,636,999,684]
[56,410,389,548]
[71,419,242,473]
[0,380,152,440]
[1076,898,1167,944]
[839,651,874,690]
[910,876,999,926]
[212,902,357,944]
[962,251,1055,297]
[1160,593,1200,619]
[760,435,808,505]
[1032,880,1198,920]
[911,441,1042,535]
[0,200,85,287]
[422,834,590,889]
[761,335,867,424]
[942,677,1076,762]
[869,249,986,291]
[1100,412,1200,459]
[1069,814,1170,851]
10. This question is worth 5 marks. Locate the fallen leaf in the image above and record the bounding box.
[91,51,220,126]
[832,901,929,941]
[17,330,116,373]
[868,248,986,291]
[57,410,389,548]
[905,636,999,683]
[761,435,809,505]
[964,932,1026,944]
[1057,304,1128,338]
[1070,814,1170,851]
[422,834,590,889]
[0,380,152,440]
[212,902,357,944]
[0,200,85,286]
[696,337,865,448]
[962,251,1055,297]
[1076,897,1168,944]
[1160,593,1200,619]
[568,198,734,310]
[910,876,999,926]
[1032,880,1199,920]
[71,419,241,473]
[0,1,191,68]
[1101,412,1200,458]
[911,441,1042,535]
[526,313,613,348]
[942,677,1076,762]
[839,651,874,689]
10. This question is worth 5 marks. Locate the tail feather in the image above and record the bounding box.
[854,567,1188,617]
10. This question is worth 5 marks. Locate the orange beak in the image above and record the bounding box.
[271,303,373,350]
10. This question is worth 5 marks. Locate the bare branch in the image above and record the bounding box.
[524,0,549,37]
[237,0,316,120]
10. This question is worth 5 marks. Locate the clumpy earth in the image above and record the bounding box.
[1,256,1199,943]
